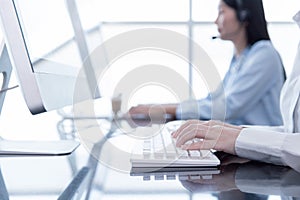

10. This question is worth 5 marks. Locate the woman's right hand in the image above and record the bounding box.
[128,104,177,119]
[128,104,152,116]
[172,120,242,155]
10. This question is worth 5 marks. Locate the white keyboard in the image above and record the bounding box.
[130,121,220,168]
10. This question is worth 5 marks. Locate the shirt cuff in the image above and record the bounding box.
[176,99,200,120]
[240,125,284,132]
[235,128,288,165]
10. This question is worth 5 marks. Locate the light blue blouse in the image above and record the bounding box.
[176,40,285,126]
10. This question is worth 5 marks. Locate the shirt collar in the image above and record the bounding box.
[230,46,250,72]
[233,45,250,62]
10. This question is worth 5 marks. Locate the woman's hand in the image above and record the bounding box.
[128,104,153,115]
[128,104,177,118]
[172,120,242,155]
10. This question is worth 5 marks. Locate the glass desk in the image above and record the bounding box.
[0,116,300,200]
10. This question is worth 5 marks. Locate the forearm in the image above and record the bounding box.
[162,103,178,116]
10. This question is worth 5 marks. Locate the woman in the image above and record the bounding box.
[129,0,286,126]
[173,10,300,173]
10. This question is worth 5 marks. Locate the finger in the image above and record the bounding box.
[175,125,199,147]
[174,123,224,145]
[177,125,224,149]
[180,139,216,150]
[129,105,150,115]
[175,124,209,147]
[172,120,205,138]
[203,120,241,131]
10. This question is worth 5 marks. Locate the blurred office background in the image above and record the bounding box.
[0,0,299,145]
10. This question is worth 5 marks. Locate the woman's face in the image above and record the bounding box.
[215,1,244,41]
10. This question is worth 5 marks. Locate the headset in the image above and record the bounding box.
[236,0,250,22]
[212,0,249,40]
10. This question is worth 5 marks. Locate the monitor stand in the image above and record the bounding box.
[0,42,79,156]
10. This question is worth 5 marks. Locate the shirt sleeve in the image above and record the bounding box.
[175,83,227,120]
[281,134,300,172]
[241,125,284,132]
[220,43,283,121]
[176,41,284,122]
[236,128,300,172]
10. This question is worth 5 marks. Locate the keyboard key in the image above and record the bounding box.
[131,121,220,167]
[188,150,201,158]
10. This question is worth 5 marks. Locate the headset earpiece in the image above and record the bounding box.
[238,9,249,22]
[236,0,250,22]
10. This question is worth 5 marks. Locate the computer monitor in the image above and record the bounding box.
[0,0,101,114]
[0,0,102,155]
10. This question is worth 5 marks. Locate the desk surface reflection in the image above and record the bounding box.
[0,117,300,200]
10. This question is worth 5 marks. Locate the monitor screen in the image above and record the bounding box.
[0,0,101,114]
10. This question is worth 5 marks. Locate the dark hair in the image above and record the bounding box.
[222,0,270,45]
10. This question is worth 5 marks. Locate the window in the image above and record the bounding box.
[1,0,298,103]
